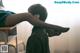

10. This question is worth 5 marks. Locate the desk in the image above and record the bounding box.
[0,26,17,53]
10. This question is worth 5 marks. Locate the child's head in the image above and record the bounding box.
[28,4,48,21]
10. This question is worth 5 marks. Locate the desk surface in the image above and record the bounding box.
[0,27,17,36]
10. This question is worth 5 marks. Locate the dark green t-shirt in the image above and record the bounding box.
[0,10,15,27]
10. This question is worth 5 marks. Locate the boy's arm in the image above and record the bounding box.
[30,18,70,32]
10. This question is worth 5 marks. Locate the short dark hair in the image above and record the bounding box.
[28,4,48,21]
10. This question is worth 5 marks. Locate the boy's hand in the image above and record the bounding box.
[46,27,70,37]
[55,27,70,33]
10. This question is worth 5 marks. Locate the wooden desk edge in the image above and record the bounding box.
[0,26,16,32]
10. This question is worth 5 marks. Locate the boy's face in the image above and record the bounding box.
[32,14,40,21]
[31,13,46,22]
[34,14,40,18]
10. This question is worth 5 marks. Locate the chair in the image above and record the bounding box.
[0,26,18,53]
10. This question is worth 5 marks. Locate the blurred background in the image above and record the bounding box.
[2,0,80,53]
